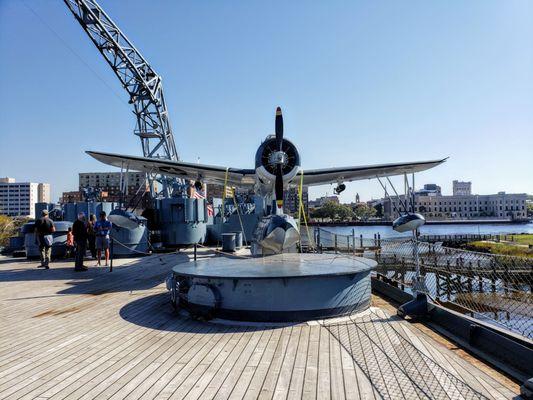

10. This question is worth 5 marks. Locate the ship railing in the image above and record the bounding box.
[301,226,533,341]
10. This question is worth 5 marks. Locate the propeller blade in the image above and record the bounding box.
[275,164,284,209]
[275,106,283,151]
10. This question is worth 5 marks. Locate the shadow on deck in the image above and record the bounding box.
[326,311,492,400]
[0,253,189,296]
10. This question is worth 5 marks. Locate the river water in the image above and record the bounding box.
[318,222,533,238]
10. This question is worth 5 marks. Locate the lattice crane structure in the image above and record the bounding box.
[63,0,183,198]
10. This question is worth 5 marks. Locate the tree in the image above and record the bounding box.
[373,203,383,218]
[310,201,354,221]
[0,215,28,247]
[353,203,376,221]
[310,207,327,220]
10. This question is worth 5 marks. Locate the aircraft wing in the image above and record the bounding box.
[300,158,447,186]
[86,151,256,187]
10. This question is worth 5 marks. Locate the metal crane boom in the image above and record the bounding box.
[63,0,181,197]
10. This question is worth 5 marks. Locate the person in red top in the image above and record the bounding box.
[66,227,74,258]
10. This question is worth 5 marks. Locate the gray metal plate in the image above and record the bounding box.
[172,253,376,279]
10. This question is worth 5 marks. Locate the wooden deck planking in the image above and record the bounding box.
[301,324,320,400]
[11,298,175,399]
[197,328,257,400]
[223,330,272,400]
[328,325,347,400]
[0,254,520,400]
[272,326,301,400]
[185,329,249,400]
[256,326,292,400]
[211,328,265,400]
[0,295,165,387]
[134,325,224,400]
[241,325,283,400]
[286,325,309,400]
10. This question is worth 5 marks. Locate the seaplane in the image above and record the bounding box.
[88,107,446,255]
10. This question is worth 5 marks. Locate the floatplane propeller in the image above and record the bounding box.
[274,107,285,212]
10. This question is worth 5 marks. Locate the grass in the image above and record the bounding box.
[467,239,533,258]
[499,233,533,246]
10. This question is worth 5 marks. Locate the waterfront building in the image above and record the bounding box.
[416,183,441,196]
[77,171,151,207]
[453,180,472,196]
[60,190,83,203]
[283,186,309,215]
[0,178,50,218]
[308,195,339,209]
[206,184,251,203]
[382,190,528,220]
[207,185,309,216]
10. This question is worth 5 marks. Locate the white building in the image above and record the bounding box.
[79,171,146,189]
[383,191,528,220]
[77,171,151,206]
[0,178,51,218]
[453,180,472,196]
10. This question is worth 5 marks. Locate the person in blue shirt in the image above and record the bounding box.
[94,211,112,266]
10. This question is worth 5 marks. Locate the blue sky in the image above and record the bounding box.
[1,0,531,203]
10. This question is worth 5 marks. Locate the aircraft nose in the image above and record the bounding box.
[259,216,300,253]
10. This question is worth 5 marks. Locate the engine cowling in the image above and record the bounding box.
[254,137,300,193]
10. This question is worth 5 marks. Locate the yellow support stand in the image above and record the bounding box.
[298,171,314,250]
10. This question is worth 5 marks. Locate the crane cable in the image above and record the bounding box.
[22,1,129,110]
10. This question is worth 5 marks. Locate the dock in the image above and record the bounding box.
[0,252,520,399]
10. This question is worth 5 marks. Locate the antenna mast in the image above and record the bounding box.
[63,0,182,198]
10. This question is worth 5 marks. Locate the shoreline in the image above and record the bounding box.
[308,219,531,227]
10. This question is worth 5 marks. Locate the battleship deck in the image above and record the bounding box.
[0,252,519,399]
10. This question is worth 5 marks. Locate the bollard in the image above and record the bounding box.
[352,229,356,256]
[360,234,363,248]
[194,243,197,261]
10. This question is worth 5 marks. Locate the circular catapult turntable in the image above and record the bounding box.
[168,253,376,322]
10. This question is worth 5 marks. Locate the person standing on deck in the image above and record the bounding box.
[34,209,55,269]
[66,227,74,258]
[72,212,88,271]
[87,214,97,259]
[95,211,112,266]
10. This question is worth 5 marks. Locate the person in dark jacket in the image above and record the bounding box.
[72,212,88,271]
[34,209,55,269]
[87,214,97,259]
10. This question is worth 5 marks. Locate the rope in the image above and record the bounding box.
[232,195,248,245]
[195,242,252,259]
[222,167,229,219]
[109,235,151,255]
[297,171,314,250]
